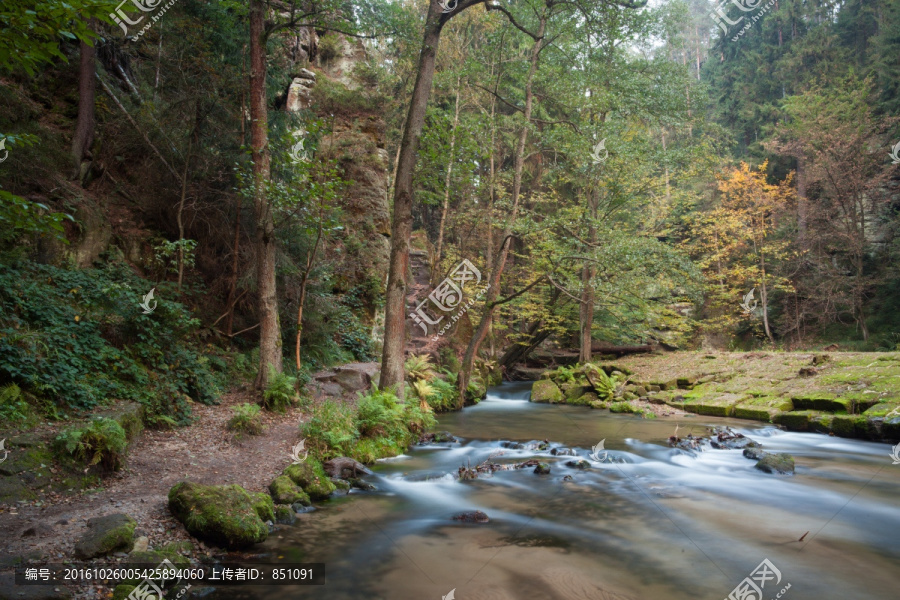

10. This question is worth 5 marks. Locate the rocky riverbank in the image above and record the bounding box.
[530,351,900,442]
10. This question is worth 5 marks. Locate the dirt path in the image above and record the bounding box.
[0,391,306,588]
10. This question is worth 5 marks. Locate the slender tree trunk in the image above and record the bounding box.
[457,14,547,403]
[754,236,774,343]
[296,219,324,369]
[71,27,96,182]
[379,2,486,397]
[579,188,598,363]
[176,135,193,292]
[797,154,807,247]
[434,77,462,282]
[250,0,282,389]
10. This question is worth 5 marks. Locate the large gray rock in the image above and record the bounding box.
[73,513,136,559]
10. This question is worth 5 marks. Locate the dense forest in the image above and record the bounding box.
[0,1,899,599]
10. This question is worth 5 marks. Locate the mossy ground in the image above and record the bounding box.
[594,351,900,441]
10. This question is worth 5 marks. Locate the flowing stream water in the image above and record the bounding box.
[209,382,900,600]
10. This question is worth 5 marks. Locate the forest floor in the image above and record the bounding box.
[0,390,307,598]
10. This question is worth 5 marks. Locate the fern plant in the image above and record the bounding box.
[55,417,128,471]
[227,403,264,436]
[405,354,436,382]
[262,367,298,413]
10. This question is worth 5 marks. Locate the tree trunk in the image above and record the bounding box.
[296,219,324,369]
[71,29,96,182]
[457,14,547,403]
[433,77,462,283]
[579,187,598,364]
[250,0,282,389]
[379,2,484,397]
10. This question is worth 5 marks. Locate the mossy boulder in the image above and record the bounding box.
[533,463,551,474]
[168,482,269,549]
[570,391,599,406]
[251,492,275,522]
[530,379,563,404]
[791,392,841,412]
[755,453,795,475]
[589,400,609,409]
[74,513,136,559]
[563,384,592,403]
[269,475,310,505]
[274,505,296,525]
[283,460,337,500]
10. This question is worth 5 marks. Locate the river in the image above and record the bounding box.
[206,381,900,600]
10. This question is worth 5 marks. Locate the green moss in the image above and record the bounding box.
[609,401,636,414]
[252,491,275,522]
[530,379,563,404]
[74,513,136,559]
[863,402,900,417]
[734,396,793,422]
[112,585,136,600]
[269,475,309,505]
[570,392,599,406]
[774,410,821,431]
[283,460,337,500]
[810,414,835,434]
[682,394,744,417]
[167,482,269,549]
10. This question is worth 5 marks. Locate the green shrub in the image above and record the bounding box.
[261,368,298,413]
[301,390,437,464]
[301,399,358,459]
[0,383,36,423]
[55,417,128,471]
[227,403,264,436]
[423,377,458,413]
[0,260,225,425]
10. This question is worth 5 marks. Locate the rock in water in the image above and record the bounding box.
[755,453,795,475]
[269,475,311,506]
[530,379,564,403]
[74,513,137,559]
[283,460,337,500]
[168,482,271,549]
[322,456,372,479]
[452,511,490,523]
[534,463,551,475]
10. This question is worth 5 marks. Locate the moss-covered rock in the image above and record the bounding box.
[609,401,635,414]
[734,396,793,421]
[269,476,309,505]
[570,391,599,406]
[589,400,609,409]
[530,379,563,404]
[755,453,795,475]
[251,491,275,522]
[533,463,551,474]
[283,460,337,500]
[168,482,269,549]
[274,505,296,525]
[563,384,592,403]
[774,410,820,431]
[73,513,136,559]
